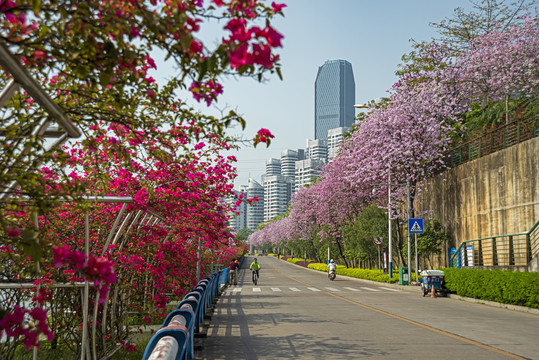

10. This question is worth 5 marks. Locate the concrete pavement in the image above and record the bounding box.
[198,256,539,360]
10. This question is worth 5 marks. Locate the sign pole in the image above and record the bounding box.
[378,246,381,272]
[373,237,383,272]
[408,218,424,284]
[415,233,418,283]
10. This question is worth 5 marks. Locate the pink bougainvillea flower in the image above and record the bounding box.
[5,226,22,238]
[271,2,287,13]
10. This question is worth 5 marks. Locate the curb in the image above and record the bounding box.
[446,294,539,315]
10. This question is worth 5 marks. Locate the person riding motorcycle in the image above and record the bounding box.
[328,259,337,280]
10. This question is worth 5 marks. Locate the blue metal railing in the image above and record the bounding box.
[142,267,229,360]
[451,219,539,269]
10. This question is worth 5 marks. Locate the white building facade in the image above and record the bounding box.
[305,138,328,162]
[294,158,326,194]
[246,178,264,231]
[265,158,281,176]
[263,174,291,221]
[328,127,349,161]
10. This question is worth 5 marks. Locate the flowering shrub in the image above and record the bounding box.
[0,306,54,351]
[0,0,286,357]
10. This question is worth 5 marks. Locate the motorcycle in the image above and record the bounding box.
[328,269,336,280]
[328,264,336,280]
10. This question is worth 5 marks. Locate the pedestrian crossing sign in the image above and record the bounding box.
[408,218,424,233]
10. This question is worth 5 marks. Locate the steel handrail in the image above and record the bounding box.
[450,218,539,268]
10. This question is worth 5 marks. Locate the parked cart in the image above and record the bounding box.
[420,270,449,297]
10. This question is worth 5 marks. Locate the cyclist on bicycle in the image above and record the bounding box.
[249,258,261,283]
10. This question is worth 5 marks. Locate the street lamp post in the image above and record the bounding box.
[388,173,393,278]
[373,174,410,281]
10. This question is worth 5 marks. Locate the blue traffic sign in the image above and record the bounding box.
[408,218,424,233]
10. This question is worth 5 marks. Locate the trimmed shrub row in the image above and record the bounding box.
[308,263,399,284]
[443,268,539,309]
[287,258,316,267]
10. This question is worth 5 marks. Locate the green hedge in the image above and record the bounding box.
[308,263,399,284]
[287,258,315,264]
[443,268,539,309]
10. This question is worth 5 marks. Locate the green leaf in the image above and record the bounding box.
[276,66,283,81]
[32,0,42,13]
[20,227,42,261]
[198,59,208,82]
[180,35,192,51]
[99,72,110,86]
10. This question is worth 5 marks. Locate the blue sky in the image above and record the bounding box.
[177,1,476,188]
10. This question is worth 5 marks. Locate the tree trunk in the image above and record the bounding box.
[336,240,350,268]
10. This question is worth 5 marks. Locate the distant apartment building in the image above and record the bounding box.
[263,174,291,221]
[294,158,326,193]
[280,149,304,180]
[314,60,355,140]
[265,158,281,176]
[246,178,264,231]
[328,127,349,161]
[305,138,328,162]
[228,187,247,232]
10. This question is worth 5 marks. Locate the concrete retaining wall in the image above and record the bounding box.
[414,137,539,264]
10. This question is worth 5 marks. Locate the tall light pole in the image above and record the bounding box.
[373,175,410,280]
[388,173,393,278]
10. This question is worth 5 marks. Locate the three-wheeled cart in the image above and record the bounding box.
[420,270,449,297]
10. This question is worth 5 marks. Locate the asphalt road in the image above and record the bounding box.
[199,256,539,360]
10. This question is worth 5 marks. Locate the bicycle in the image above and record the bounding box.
[252,270,259,285]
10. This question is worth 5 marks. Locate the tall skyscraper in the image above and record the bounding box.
[314,60,355,140]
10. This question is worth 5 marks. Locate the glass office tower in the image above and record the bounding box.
[314,60,355,140]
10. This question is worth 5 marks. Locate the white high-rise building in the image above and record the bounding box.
[328,127,349,161]
[305,138,328,162]
[294,158,326,193]
[280,149,304,181]
[246,178,264,231]
[265,158,281,176]
[228,187,247,232]
[263,175,291,221]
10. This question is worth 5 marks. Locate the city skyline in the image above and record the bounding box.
[211,1,476,190]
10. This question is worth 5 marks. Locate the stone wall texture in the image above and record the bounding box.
[415,136,539,249]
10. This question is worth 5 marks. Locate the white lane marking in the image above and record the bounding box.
[325,287,340,292]
[344,287,361,292]
[308,287,322,292]
[232,287,242,292]
[253,288,261,292]
[379,287,401,292]
[290,287,301,292]
[361,287,381,292]
[271,288,281,292]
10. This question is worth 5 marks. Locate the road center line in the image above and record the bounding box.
[285,274,524,360]
[327,292,525,360]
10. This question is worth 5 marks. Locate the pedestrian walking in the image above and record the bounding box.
[229,258,239,285]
